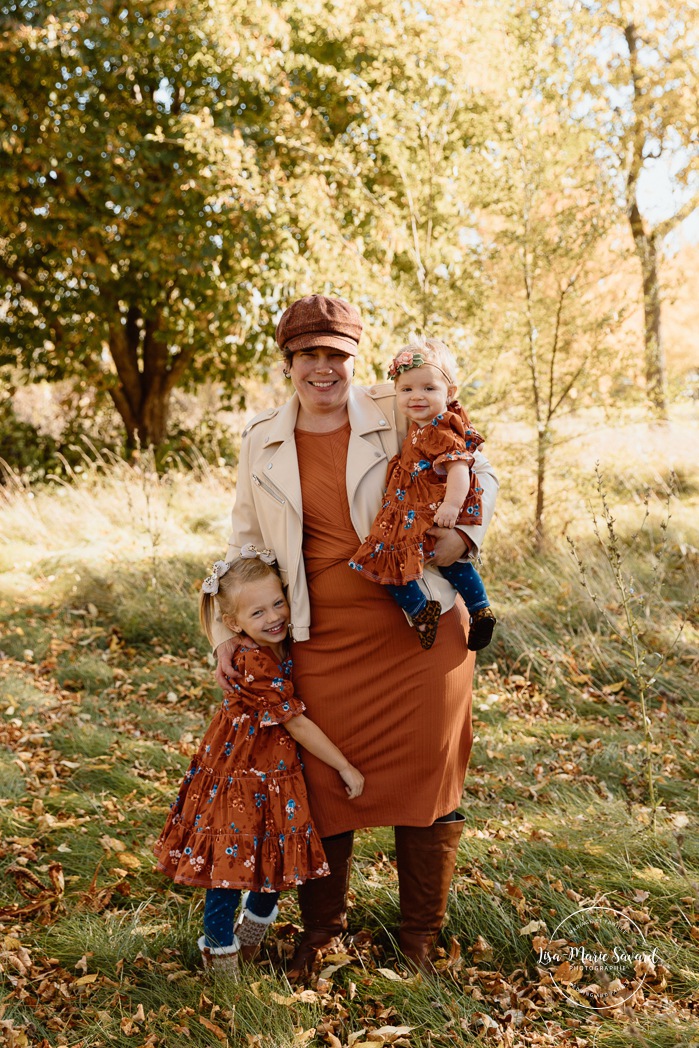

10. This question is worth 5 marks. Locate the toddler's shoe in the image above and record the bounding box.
[234,896,279,962]
[468,607,496,651]
[198,935,240,978]
[410,600,442,650]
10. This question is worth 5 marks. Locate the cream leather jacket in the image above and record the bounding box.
[211,383,499,648]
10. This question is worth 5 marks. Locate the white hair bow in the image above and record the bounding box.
[240,543,277,565]
[201,560,232,595]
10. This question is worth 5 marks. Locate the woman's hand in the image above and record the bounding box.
[339,765,365,799]
[215,637,243,692]
[427,526,474,566]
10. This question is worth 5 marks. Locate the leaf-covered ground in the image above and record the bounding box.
[1,447,698,1048]
[1,566,697,1048]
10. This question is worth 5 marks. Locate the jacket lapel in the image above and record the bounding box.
[346,387,394,509]
[262,396,303,517]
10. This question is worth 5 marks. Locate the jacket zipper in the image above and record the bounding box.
[252,473,286,505]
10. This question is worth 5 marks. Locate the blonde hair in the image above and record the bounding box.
[394,337,458,386]
[199,557,281,645]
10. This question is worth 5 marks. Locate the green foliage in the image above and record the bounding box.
[1,0,478,446]
[0,0,334,443]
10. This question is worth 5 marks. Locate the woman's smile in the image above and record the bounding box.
[290,348,354,422]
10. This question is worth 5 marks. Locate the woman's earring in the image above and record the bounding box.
[283,369,291,379]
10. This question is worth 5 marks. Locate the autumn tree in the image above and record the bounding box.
[580,0,699,419]
[3,0,428,448]
[473,1,624,546]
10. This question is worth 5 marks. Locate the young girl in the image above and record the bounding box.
[349,339,496,652]
[153,548,364,976]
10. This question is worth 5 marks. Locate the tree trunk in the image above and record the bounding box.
[624,22,668,422]
[534,425,547,551]
[627,205,667,420]
[108,382,172,450]
[107,307,175,450]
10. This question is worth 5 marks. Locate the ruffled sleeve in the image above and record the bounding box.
[428,411,484,476]
[231,647,305,727]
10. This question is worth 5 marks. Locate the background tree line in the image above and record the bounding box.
[1,0,698,536]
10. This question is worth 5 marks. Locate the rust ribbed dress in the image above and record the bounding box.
[292,422,475,837]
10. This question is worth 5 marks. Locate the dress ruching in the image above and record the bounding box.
[153,646,329,891]
[350,404,484,586]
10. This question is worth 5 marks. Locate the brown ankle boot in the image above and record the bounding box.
[394,814,465,971]
[287,831,354,982]
[410,600,442,650]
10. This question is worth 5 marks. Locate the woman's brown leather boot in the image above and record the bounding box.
[287,831,354,982]
[394,813,465,971]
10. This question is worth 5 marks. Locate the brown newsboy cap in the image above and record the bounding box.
[275,294,362,356]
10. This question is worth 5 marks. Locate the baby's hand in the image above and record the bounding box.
[340,765,364,799]
[433,502,460,528]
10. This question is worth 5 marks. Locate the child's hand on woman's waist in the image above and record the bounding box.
[215,635,252,691]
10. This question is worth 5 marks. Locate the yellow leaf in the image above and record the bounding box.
[636,866,668,881]
[295,989,319,1003]
[519,920,547,935]
[270,992,295,1006]
[118,852,141,869]
[75,973,99,985]
[375,967,403,981]
[100,835,126,853]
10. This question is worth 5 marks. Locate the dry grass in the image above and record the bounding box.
[0,406,698,1048]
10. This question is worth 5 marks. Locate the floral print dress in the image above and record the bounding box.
[153,645,329,891]
[350,403,484,586]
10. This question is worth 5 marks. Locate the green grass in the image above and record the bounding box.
[1,442,698,1047]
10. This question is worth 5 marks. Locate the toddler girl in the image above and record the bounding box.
[154,548,364,976]
[350,339,496,651]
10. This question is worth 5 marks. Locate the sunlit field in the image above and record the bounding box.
[1,407,698,1048]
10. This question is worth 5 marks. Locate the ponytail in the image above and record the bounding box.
[199,591,218,646]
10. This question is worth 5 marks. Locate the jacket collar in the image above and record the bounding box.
[264,386,393,445]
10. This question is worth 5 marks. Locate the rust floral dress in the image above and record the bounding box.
[153,645,329,891]
[350,402,484,586]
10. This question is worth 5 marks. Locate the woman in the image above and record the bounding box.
[211,294,498,975]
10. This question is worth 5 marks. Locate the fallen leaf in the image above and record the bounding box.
[100,835,126,853]
[520,920,547,935]
[117,852,141,869]
[199,1015,228,1042]
[372,1027,413,1039]
[292,1028,315,1046]
[318,957,353,979]
[470,935,494,962]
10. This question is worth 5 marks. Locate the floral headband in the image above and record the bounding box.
[387,350,453,386]
[201,544,277,595]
